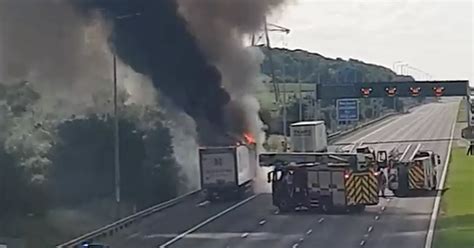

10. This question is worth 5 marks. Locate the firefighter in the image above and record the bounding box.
[377,168,387,197]
[467,142,473,156]
[283,168,294,198]
[293,168,309,205]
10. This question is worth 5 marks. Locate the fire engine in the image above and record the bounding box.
[379,143,440,196]
[259,121,380,213]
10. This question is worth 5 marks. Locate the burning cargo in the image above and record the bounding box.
[199,135,257,201]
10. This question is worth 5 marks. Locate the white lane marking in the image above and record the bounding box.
[400,144,412,161]
[424,117,456,248]
[409,143,423,161]
[259,219,266,225]
[381,206,386,212]
[159,195,257,247]
[375,215,380,220]
[241,232,249,238]
[292,244,299,248]
[360,240,366,246]
[196,201,210,207]
[299,237,305,242]
[367,226,373,233]
[318,217,325,223]
[127,232,139,239]
[340,111,413,149]
[306,229,313,235]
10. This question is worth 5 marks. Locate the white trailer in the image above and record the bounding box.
[199,144,256,201]
[290,121,328,152]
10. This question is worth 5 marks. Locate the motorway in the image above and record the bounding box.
[102,99,459,248]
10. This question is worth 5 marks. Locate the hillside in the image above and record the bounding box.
[259,46,414,84]
[256,46,417,135]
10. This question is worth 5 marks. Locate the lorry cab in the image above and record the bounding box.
[267,165,310,212]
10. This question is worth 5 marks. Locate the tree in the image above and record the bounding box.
[141,125,180,208]
[0,146,24,216]
[47,112,180,210]
[48,115,142,205]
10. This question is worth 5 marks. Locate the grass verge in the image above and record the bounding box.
[434,148,474,248]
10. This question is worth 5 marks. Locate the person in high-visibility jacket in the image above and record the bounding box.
[377,168,387,197]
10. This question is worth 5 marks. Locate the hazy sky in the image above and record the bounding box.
[269,0,473,85]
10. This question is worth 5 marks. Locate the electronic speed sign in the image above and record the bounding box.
[316,80,469,99]
[409,87,421,97]
[433,86,445,97]
[360,87,373,97]
[385,87,397,97]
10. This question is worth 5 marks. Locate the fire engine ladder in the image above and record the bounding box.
[259,152,358,168]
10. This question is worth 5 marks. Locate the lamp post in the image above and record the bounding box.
[112,12,141,220]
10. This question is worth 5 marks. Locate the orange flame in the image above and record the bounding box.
[243,132,256,144]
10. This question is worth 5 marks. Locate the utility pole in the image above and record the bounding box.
[113,53,120,220]
[393,61,403,72]
[298,66,303,121]
[263,17,280,103]
[314,73,320,121]
[112,12,141,220]
[399,64,408,75]
[282,65,287,140]
[251,19,290,107]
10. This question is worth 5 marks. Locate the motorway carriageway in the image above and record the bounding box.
[102,98,459,248]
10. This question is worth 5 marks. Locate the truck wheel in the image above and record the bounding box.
[278,199,293,213]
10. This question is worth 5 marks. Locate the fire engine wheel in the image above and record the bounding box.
[320,198,333,213]
[348,205,365,213]
[278,199,293,213]
[393,189,403,197]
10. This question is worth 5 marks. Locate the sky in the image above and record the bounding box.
[269,0,473,86]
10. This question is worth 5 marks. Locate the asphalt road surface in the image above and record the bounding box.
[102,99,459,248]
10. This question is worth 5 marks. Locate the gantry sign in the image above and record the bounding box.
[316,80,469,99]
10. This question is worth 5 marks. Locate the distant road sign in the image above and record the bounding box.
[462,126,474,140]
[337,99,359,122]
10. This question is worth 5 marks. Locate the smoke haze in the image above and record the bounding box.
[0,0,113,116]
[0,0,288,191]
[177,0,286,144]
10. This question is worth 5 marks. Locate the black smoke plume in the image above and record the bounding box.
[74,0,231,144]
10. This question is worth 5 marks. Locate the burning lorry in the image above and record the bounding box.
[199,139,257,201]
